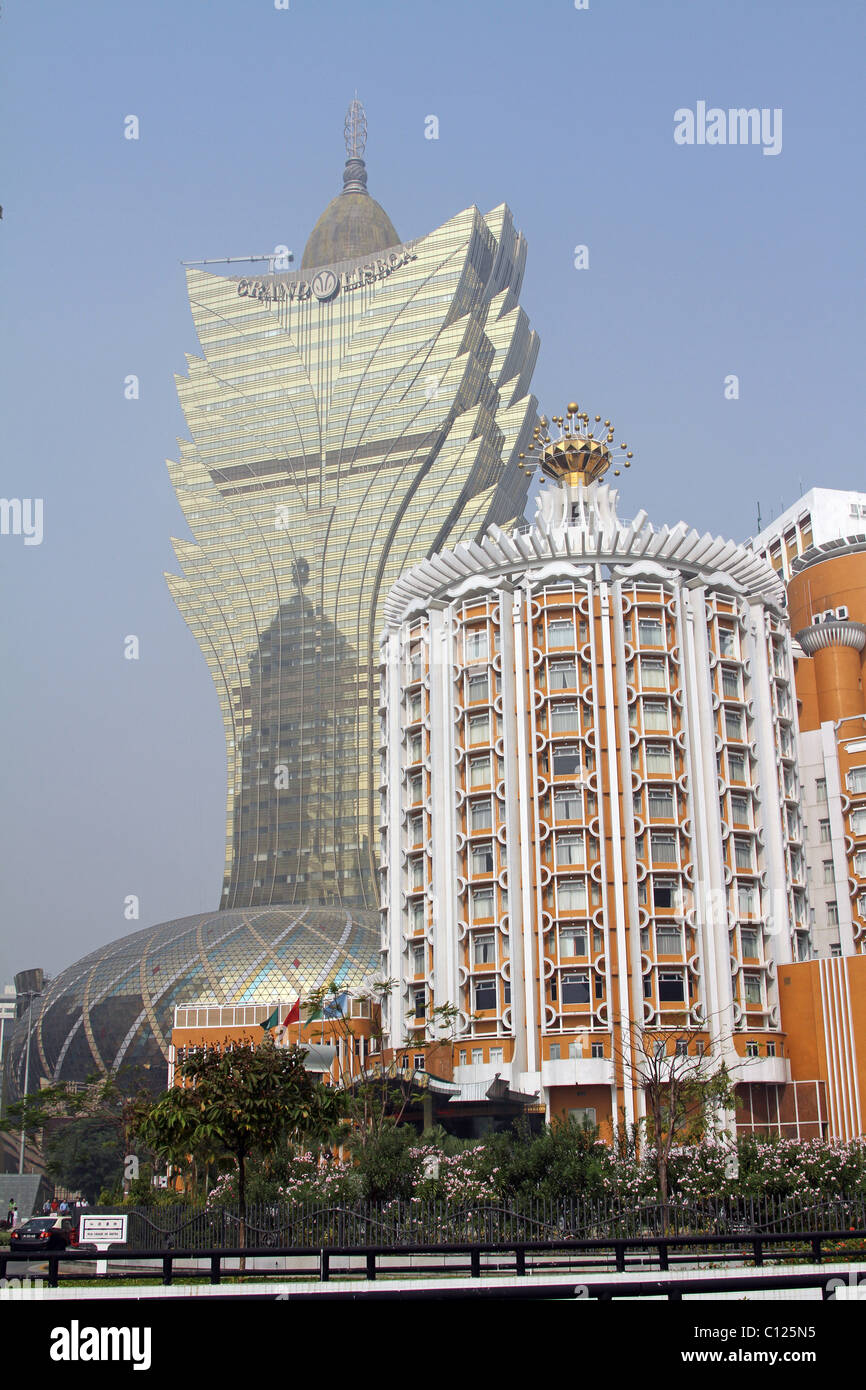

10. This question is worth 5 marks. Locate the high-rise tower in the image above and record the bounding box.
[167,100,540,913]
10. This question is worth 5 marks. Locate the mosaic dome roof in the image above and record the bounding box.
[3,907,380,1100]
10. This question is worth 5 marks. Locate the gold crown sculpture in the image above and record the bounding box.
[517,402,634,484]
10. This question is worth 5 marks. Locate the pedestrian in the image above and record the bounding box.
[59,1199,69,1215]
[6,1197,13,1228]
[50,1197,59,1213]
[42,1200,51,1215]
[9,1202,19,1229]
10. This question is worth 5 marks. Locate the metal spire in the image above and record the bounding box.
[344,94,367,159]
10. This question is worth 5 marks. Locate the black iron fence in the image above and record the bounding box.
[84,1194,866,1251]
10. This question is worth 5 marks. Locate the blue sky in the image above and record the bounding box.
[1,0,863,982]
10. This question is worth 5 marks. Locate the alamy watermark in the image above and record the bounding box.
[674,103,782,157]
[0,498,43,545]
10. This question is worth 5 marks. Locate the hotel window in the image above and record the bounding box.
[675,1039,688,1058]
[409,857,425,890]
[734,838,754,872]
[471,842,495,875]
[645,745,673,777]
[469,798,493,832]
[412,945,425,976]
[409,900,425,931]
[407,644,425,681]
[656,925,682,955]
[643,701,670,733]
[554,789,582,821]
[827,901,840,926]
[850,808,866,836]
[823,859,835,885]
[651,832,678,865]
[591,1041,604,1059]
[413,988,426,1020]
[819,818,831,843]
[549,1044,561,1061]
[464,628,489,663]
[474,978,497,1011]
[593,927,604,953]
[459,1050,467,1066]
[414,1054,425,1071]
[555,833,585,867]
[848,768,866,795]
[746,1040,759,1058]
[744,974,762,1006]
[567,1041,582,1059]
[473,932,496,965]
[409,814,423,846]
[548,618,575,647]
[658,972,685,1003]
[560,926,587,957]
[725,709,745,741]
[638,617,664,647]
[766,1041,776,1057]
[855,851,866,876]
[407,732,423,764]
[640,657,667,689]
[738,884,757,918]
[407,692,422,723]
[717,625,737,658]
[558,879,587,913]
[721,667,741,700]
[471,887,495,921]
[549,661,578,691]
[469,755,492,788]
[552,745,581,776]
[816,777,829,801]
[562,973,591,1005]
[740,928,759,958]
[648,789,675,819]
[490,1047,503,1065]
[551,702,580,733]
[468,713,491,746]
[472,1048,483,1065]
[728,751,746,783]
[466,671,489,704]
[730,794,750,826]
[653,879,680,911]
[640,926,650,951]
[408,774,423,804]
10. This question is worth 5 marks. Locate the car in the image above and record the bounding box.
[10,1216,79,1252]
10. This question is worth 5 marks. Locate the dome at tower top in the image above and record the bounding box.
[301,96,400,270]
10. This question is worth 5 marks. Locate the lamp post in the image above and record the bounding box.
[18,990,41,1174]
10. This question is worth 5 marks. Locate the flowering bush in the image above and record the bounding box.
[202,1133,866,1207]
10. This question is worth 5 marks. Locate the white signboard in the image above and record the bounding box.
[80,1214,128,1275]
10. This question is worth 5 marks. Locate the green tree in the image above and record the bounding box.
[134,1037,337,1246]
[0,1074,153,1199]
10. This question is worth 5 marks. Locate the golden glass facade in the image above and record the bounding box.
[167,201,539,911]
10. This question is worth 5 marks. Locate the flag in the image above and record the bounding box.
[283,1000,300,1026]
[260,1007,279,1031]
[323,992,348,1019]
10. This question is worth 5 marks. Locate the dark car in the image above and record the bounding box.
[10,1216,78,1251]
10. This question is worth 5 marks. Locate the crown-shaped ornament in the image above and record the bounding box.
[517,403,634,485]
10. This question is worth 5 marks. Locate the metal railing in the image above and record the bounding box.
[2,1226,865,1294]
[52,1194,866,1252]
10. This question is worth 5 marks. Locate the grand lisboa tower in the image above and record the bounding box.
[4,100,540,1100]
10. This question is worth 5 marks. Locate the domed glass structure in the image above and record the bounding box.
[3,907,379,1101]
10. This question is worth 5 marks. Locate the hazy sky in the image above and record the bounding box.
[1,0,863,986]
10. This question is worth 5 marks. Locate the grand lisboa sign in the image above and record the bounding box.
[237,247,417,306]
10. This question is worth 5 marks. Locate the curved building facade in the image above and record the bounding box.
[166,101,539,915]
[378,410,806,1135]
[3,908,380,1102]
